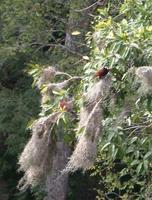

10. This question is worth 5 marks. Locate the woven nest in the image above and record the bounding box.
[136,66,152,94]
[63,76,112,172]
[18,112,60,190]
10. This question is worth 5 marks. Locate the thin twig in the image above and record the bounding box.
[73,0,102,12]
[123,123,152,131]
[55,72,73,78]
[34,43,84,58]
[46,76,82,91]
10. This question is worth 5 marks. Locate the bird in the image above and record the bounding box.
[60,99,70,111]
[95,67,109,79]
[59,99,77,119]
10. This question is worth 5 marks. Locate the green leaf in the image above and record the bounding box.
[130,43,140,49]
[131,160,140,166]
[144,151,152,159]
[101,142,111,152]
[130,136,138,144]
[83,56,89,60]
[136,163,143,174]
[112,144,118,159]
[71,31,81,35]
[141,137,147,145]
[126,146,134,154]
[108,132,115,141]
[143,160,149,172]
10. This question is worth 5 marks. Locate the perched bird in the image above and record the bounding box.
[60,99,71,111]
[59,99,77,119]
[95,67,109,79]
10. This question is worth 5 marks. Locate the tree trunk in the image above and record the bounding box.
[0,179,9,200]
[65,0,98,52]
[0,133,9,200]
[44,142,70,200]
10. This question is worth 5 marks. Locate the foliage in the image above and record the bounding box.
[1,0,152,200]
[84,0,152,199]
[0,80,40,199]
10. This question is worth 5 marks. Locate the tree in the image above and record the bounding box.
[4,1,98,199]
[1,0,152,200]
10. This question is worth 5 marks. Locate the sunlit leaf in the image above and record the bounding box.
[71,31,81,35]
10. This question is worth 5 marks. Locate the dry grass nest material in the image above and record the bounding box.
[136,66,152,94]
[18,112,61,190]
[63,77,112,173]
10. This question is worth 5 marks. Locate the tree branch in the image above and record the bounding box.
[73,0,104,12]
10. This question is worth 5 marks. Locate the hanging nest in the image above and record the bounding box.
[63,76,112,173]
[37,65,80,89]
[37,66,57,88]
[135,66,152,95]
[18,112,61,190]
[40,76,81,105]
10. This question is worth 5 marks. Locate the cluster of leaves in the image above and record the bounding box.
[84,0,152,199]
[93,111,152,199]
[1,0,152,199]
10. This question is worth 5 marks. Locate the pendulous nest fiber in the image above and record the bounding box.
[18,112,61,190]
[63,76,112,173]
[136,66,152,94]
